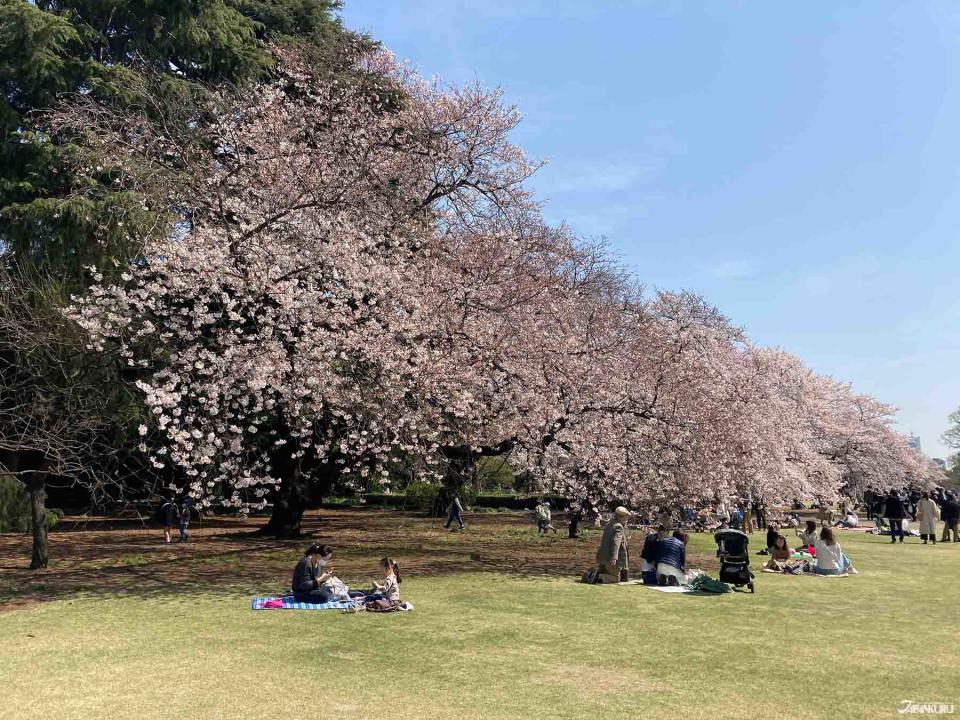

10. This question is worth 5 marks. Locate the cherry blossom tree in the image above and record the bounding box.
[59,45,940,532]
[62,49,543,534]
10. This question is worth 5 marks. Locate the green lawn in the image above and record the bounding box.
[1,520,959,719]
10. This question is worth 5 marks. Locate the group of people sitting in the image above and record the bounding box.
[591,507,692,585]
[291,544,404,612]
[639,525,690,586]
[762,520,856,575]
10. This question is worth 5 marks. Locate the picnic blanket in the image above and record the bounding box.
[760,568,851,578]
[251,596,355,610]
[644,584,722,596]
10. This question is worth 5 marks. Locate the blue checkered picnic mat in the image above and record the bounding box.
[251,596,355,610]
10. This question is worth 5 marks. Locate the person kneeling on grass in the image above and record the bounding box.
[596,507,632,583]
[292,544,338,603]
[656,530,689,586]
[813,527,856,575]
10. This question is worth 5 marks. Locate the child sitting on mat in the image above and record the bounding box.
[348,557,403,611]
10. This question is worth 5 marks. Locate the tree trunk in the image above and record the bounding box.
[28,472,49,569]
[259,472,307,538]
[568,511,582,539]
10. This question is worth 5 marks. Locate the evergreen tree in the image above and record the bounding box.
[0,0,369,567]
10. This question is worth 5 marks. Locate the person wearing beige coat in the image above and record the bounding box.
[595,507,631,582]
[917,493,940,544]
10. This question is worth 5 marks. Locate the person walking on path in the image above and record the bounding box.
[444,494,465,531]
[160,495,180,544]
[178,496,192,542]
[596,506,631,583]
[940,492,960,542]
[884,491,908,544]
[917,492,940,544]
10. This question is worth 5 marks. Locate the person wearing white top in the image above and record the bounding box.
[813,527,854,575]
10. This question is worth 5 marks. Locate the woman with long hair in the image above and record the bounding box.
[291,544,336,603]
[813,527,855,575]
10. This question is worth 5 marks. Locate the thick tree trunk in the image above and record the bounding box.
[259,472,307,538]
[568,511,582,539]
[28,472,49,569]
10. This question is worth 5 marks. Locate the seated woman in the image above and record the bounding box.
[762,523,779,554]
[639,525,667,584]
[291,544,338,603]
[795,520,818,552]
[656,530,689,586]
[813,527,855,575]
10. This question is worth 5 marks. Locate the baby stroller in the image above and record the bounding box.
[714,528,755,593]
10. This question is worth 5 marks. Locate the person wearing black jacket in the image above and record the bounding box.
[941,493,960,543]
[639,525,667,583]
[884,492,908,544]
[160,496,180,544]
[292,544,336,603]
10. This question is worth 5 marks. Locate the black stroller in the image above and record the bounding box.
[714,528,755,593]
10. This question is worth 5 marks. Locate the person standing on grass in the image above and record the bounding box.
[916,492,940,545]
[940,492,960,542]
[863,487,876,522]
[160,494,180,544]
[444,494,465,531]
[178,496,192,542]
[596,506,631,583]
[884,491,908,544]
[536,500,557,534]
[741,500,755,534]
[730,504,744,531]
[753,498,767,531]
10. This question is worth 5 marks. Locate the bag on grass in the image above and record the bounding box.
[689,573,732,593]
[365,598,400,613]
[581,568,600,584]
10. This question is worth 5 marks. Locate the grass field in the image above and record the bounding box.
[1,510,959,720]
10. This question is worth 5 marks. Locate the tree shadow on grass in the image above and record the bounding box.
[0,509,721,610]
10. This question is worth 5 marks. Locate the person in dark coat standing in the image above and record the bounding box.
[941,492,960,543]
[863,488,876,522]
[178,496,192,542]
[444,495,465,531]
[160,495,180,544]
[884,491,908,544]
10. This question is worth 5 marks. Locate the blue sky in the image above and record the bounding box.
[342,1,960,460]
